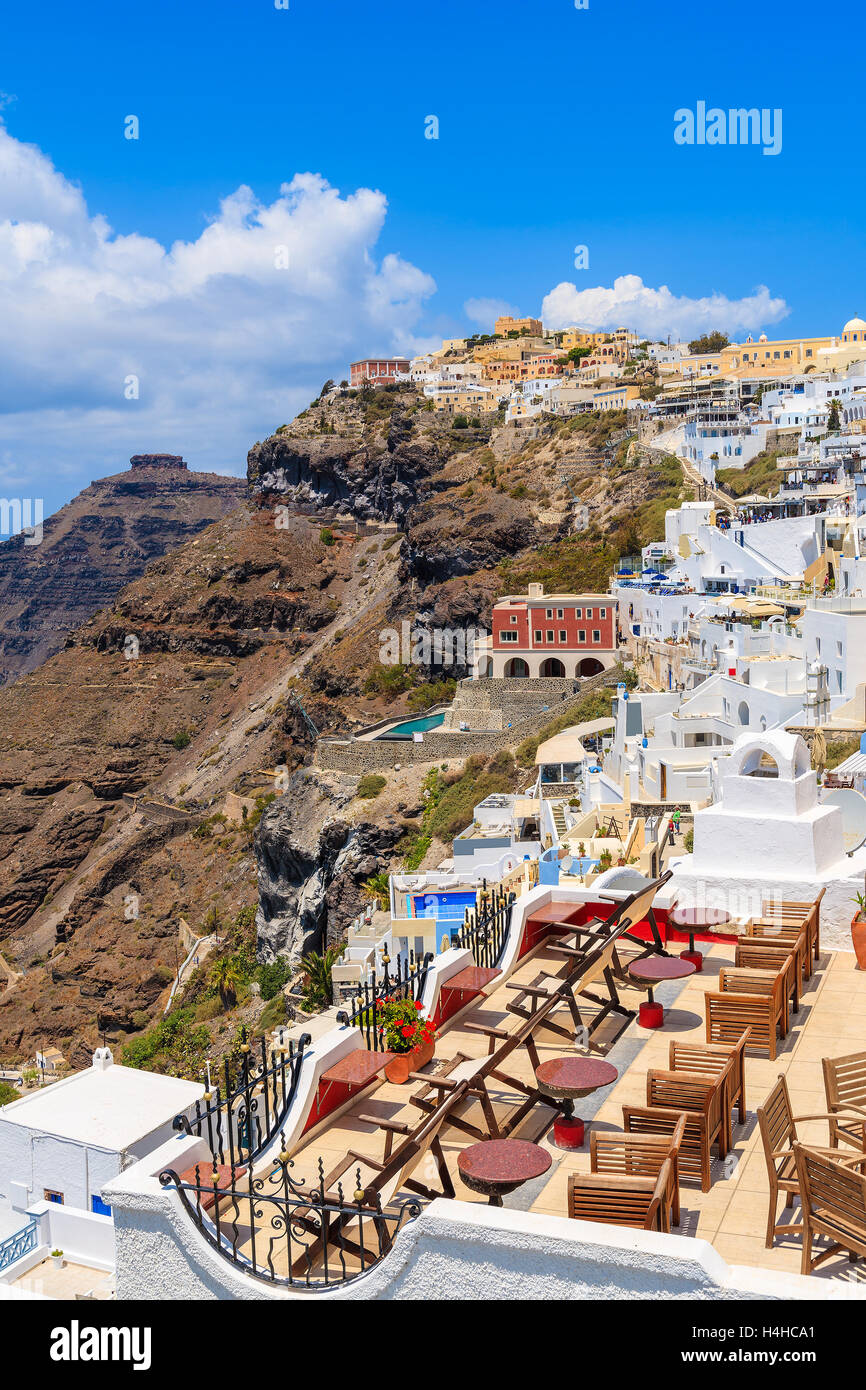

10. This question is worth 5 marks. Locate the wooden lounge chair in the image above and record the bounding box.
[759,890,823,973]
[668,1030,750,1148]
[757,1074,866,1250]
[590,1115,686,1228]
[822,1050,866,1150]
[566,869,673,953]
[407,998,560,1143]
[506,914,645,1048]
[735,940,799,1024]
[793,1142,866,1276]
[622,1065,731,1192]
[289,1079,471,1275]
[705,958,791,1060]
[567,1157,673,1233]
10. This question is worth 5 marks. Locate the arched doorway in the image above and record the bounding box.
[481,658,493,678]
[541,657,566,677]
[505,657,529,678]
[577,657,604,677]
[738,700,750,726]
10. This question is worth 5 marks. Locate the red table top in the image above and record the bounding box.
[321,1050,393,1087]
[670,906,731,927]
[629,955,696,984]
[526,902,585,925]
[441,965,500,993]
[535,1056,618,1099]
[458,1139,552,1188]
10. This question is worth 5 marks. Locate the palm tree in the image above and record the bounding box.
[300,944,346,1010]
[210,957,242,1011]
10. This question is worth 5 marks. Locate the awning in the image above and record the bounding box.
[513,798,540,816]
[535,731,587,765]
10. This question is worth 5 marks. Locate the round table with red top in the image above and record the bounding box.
[535,1056,619,1150]
[457,1139,552,1207]
[669,906,731,972]
[628,955,696,1028]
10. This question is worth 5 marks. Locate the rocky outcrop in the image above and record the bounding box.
[254,774,402,963]
[0,465,245,686]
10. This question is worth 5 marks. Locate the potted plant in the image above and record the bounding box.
[51,1249,63,1270]
[852,892,866,969]
[378,996,437,1084]
[598,849,613,873]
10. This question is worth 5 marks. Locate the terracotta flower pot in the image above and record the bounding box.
[384,1037,435,1084]
[852,914,866,970]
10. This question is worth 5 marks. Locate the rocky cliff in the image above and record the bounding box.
[0,385,690,1065]
[0,462,245,686]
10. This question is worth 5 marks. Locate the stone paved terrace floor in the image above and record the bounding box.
[9,1257,114,1298]
[236,935,866,1285]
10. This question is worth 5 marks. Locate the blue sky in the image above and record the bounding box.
[0,0,863,516]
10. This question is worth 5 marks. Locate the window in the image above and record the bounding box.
[837,641,843,657]
[578,631,586,643]
[44,1190,64,1205]
[501,630,518,642]
[546,630,554,642]
[534,630,542,643]
[585,607,593,618]
[510,614,517,623]
[559,630,567,642]
[593,630,601,643]
[575,608,582,618]
[600,607,607,618]
[546,608,553,618]
[556,608,564,619]
[91,1194,112,1217]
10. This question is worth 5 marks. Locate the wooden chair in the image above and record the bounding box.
[622,1065,731,1192]
[759,889,823,973]
[735,940,799,1025]
[757,1074,866,1249]
[822,1051,866,1150]
[746,920,810,988]
[669,1030,750,1149]
[705,959,791,1059]
[590,1114,686,1228]
[793,1142,866,1276]
[567,1158,673,1233]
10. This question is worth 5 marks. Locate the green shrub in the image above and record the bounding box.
[683,828,694,853]
[172,730,191,750]
[258,992,287,1033]
[121,1008,210,1079]
[256,957,292,1001]
[319,527,335,546]
[357,774,387,800]
[0,1081,20,1106]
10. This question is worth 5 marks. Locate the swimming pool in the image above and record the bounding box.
[375,713,445,740]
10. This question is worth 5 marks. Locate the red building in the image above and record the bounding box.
[483,584,618,679]
[350,358,411,387]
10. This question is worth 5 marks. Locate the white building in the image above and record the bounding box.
[0,1047,203,1219]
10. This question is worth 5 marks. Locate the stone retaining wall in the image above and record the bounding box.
[317,666,627,775]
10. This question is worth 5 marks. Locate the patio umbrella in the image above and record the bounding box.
[812,728,827,779]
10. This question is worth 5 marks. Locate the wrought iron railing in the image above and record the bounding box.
[338,950,433,1051]
[0,1216,38,1273]
[456,883,514,968]
[172,1027,310,1166]
[159,1140,420,1290]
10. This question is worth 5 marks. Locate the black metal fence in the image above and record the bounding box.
[159,1140,420,1290]
[172,1027,310,1166]
[338,949,433,1051]
[456,883,514,969]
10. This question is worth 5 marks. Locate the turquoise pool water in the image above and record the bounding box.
[375,712,445,740]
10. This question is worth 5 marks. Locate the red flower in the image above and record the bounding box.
[401,1025,415,1039]
[414,1000,423,1010]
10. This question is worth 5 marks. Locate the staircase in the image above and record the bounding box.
[550,802,568,839]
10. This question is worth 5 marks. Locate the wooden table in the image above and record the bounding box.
[535,1056,618,1150]
[669,905,731,972]
[457,1139,552,1207]
[628,955,696,1029]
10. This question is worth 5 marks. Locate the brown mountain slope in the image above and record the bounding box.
[0,460,245,686]
[0,388,691,1065]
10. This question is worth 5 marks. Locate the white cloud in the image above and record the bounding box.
[463,296,519,330]
[541,273,789,342]
[0,123,437,506]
